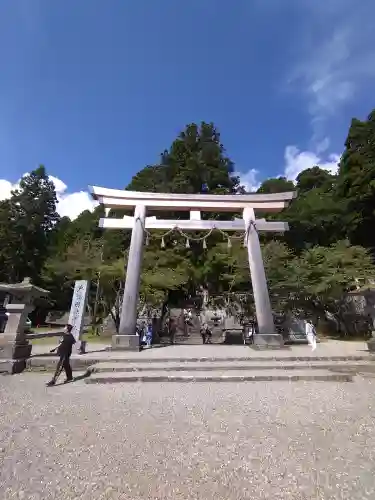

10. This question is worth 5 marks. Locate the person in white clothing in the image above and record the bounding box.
[305,319,317,351]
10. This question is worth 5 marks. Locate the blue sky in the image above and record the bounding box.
[0,0,374,219]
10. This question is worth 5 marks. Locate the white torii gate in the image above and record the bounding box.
[89,187,296,350]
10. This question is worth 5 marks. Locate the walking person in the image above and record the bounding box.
[305,318,317,352]
[146,322,153,348]
[169,318,177,345]
[140,321,147,347]
[200,324,207,344]
[200,323,212,344]
[248,321,255,345]
[205,324,212,344]
[243,322,254,345]
[46,324,76,386]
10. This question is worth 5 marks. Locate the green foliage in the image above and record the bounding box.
[296,166,334,193]
[127,122,240,196]
[257,177,294,194]
[0,200,18,282]
[0,166,59,283]
[262,241,295,299]
[282,185,347,251]
[141,245,192,305]
[203,240,248,295]
[287,241,375,317]
[123,121,244,304]
[45,239,104,282]
[336,112,375,249]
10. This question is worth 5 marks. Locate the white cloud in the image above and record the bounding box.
[48,175,97,220]
[315,137,330,155]
[237,168,261,192]
[284,146,340,182]
[0,174,96,220]
[294,29,355,120]
[238,145,341,191]
[0,179,14,201]
[287,1,375,138]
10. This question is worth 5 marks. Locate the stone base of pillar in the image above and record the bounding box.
[0,358,28,374]
[111,335,140,351]
[0,338,32,374]
[252,333,286,350]
[367,338,375,352]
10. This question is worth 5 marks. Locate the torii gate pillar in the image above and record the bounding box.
[243,207,280,347]
[114,204,146,350]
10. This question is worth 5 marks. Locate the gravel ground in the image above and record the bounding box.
[1,374,375,500]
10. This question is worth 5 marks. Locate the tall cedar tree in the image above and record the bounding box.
[127,122,240,195]
[125,122,242,302]
[256,177,294,194]
[0,166,59,283]
[336,111,375,251]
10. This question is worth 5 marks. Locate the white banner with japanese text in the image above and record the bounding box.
[68,280,90,342]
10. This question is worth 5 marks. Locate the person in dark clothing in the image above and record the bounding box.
[200,323,212,344]
[205,324,212,344]
[200,325,206,344]
[168,318,177,345]
[46,324,76,386]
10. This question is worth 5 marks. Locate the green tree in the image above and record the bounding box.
[43,238,103,304]
[258,166,347,253]
[127,122,240,196]
[49,204,126,263]
[336,111,375,250]
[0,166,59,283]
[0,200,19,282]
[282,186,347,251]
[124,122,242,305]
[201,239,295,316]
[257,177,294,194]
[296,166,334,194]
[262,240,296,310]
[44,238,115,329]
[141,245,192,306]
[286,241,375,328]
[125,164,169,193]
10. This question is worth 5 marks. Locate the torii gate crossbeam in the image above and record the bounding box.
[90,187,296,350]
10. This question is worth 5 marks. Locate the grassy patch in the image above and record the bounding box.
[82,333,110,344]
[30,326,56,333]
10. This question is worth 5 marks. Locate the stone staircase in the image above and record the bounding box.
[83,357,375,384]
[166,307,241,345]
[166,308,224,345]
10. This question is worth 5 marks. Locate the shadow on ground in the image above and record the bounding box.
[47,372,90,387]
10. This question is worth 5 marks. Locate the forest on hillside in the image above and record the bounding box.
[1,112,375,334]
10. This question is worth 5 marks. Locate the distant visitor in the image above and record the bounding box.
[305,319,317,352]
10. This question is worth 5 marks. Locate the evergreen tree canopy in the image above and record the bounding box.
[257,177,294,194]
[336,112,375,250]
[296,166,334,194]
[127,122,241,195]
[0,166,59,283]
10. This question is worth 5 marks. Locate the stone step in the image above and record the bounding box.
[87,360,375,374]
[172,338,224,345]
[85,369,353,384]
[25,354,375,372]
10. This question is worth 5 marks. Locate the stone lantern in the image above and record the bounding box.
[0,277,49,373]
